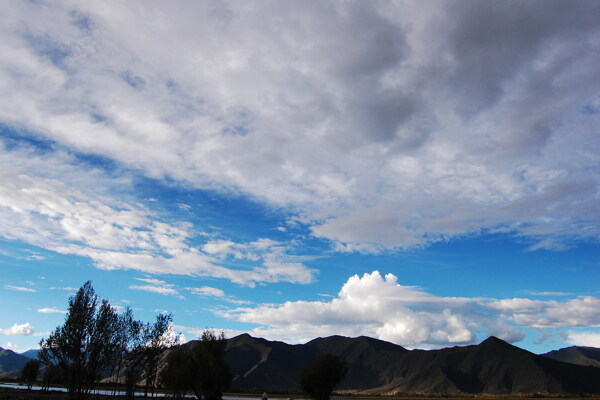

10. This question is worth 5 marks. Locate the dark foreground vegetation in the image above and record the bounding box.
[2,386,600,400]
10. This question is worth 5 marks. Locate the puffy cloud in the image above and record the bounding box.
[0,323,34,336]
[489,296,600,328]
[566,331,600,347]
[4,285,36,292]
[221,271,600,348]
[0,0,597,252]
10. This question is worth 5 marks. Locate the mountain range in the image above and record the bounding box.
[222,334,600,394]
[2,335,600,394]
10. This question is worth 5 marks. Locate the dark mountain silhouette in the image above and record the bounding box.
[0,347,32,377]
[222,335,600,394]
[543,346,600,368]
[6,336,600,394]
[224,334,408,392]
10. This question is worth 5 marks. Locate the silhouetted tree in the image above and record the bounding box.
[42,364,62,391]
[188,330,232,400]
[142,313,179,399]
[111,307,144,399]
[158,346,194,398]
[300,353,347,400]
[20,359,40,389]
[160,330,231,400]
[39,281,120,400]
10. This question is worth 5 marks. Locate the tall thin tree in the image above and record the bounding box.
[39,281,120,400]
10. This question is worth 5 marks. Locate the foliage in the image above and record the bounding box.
[160,329,231,400]
[118,309,145,400]
[141,313,180,399]
[38,281,164,400]
[189,330,232,400]
[20,359,40,389]
[159,346,194,398]
[41,364,62,391]
[39,281,121,400]
[300,353,348,400]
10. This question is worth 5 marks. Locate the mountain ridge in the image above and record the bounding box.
[221,334,600,394]
[3,335,600,394]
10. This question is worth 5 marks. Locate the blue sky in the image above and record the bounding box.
[1,1,599,355]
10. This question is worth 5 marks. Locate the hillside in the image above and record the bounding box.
[222,335,600,394]
[0,347,32,377]
[21,349,40,360]
[543,346,600,368]
[7,336,600,395]
[224,334,409,392]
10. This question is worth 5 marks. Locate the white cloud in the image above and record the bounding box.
[0,323,35,336]
[129,278,181,297]
[0,155,315,286]
[3,341,19,351]
[37,307,66,314]
[4,285,36,292]
[187,286,226,298]
[221,271,600,348]
[0,1,596,253]
[566,331,600,347]
[489,296,600,328]
[186,286,251,305]
[49,286,78,292]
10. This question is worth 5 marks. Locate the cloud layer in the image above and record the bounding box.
[0,147,315,285]
[221,271,600,348]
[0,0,597,254]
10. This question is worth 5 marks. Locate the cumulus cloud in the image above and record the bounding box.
[221,271,600,348]
[0,323,35,336]
[566,331,600,347]
[4,285,36,292]
[0,0,597,253]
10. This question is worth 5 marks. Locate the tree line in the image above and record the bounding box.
[28,281,347,400]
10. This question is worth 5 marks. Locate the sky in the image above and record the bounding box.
[0,0,599,355]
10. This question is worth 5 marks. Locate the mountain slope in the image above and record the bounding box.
[222,335,600,394]
[543,346,600,368]
[0,347,31,377]
[377,336,600,394]
[21,349,40,360]
[224,333,409,392]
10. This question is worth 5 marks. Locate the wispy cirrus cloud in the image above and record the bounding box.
[186,286,251,305]
[37,307,66,314]
[0,155,315,286]
[129,278,182,298]
[4,285,36,293]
